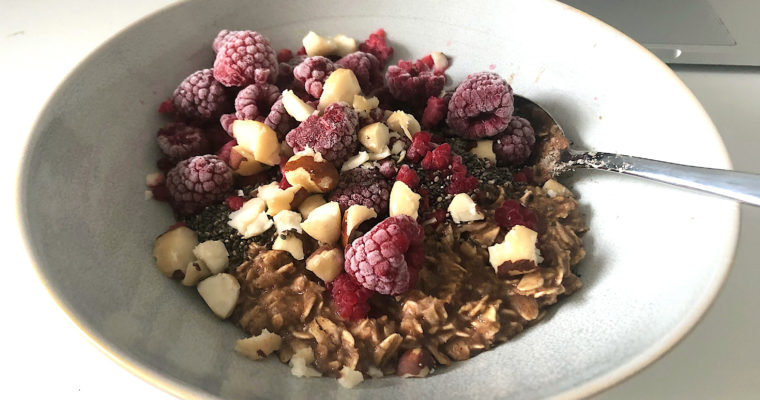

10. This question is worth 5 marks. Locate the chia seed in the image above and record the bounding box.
[182,203,275,267]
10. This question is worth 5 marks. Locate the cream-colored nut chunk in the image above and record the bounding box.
[298,194,326,219]
[543,179,573,198]
[342,205,377,247]
[236,329,282,360]
[430,51,449,72]
[389,181,421,219]
[145,171,164,187]
[448,193,485,223]
[272,234,305,260]
[283,150,339,193]
[470,140,496,163]
[337,366,364,388]
[153,226,199,279]
[289,347,321,377]
[273,210,303,233]
[332,34,358,56]
[281,89,316,122]
[341,151,370,172]
[301,201,342,244]
[192,240,229,274]
[386,111,421,139]
[358,122,390,153]
[181,260,212,287]
[367,146,391,160]
[306,245,344,282]
[318,68,361,111]
[266,185,308,216]
[302,31,337,56]
[229,145,267,176]
[352,95,380,112]
[197,273,240,319]
[228,197,273,238]
[488,225,543,272]
[232,120,281,166]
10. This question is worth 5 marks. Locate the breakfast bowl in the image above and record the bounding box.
[16,0,738,398]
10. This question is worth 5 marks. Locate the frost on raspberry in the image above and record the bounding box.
[172,69,231,121]
[293,56,336,98]
[328,167,390,215]
[493,116,536,166]
[494,200,538,231]
[166,155,234,215]
[220,82,293,138]
[329,273,373,321]
[359,28,394,65]
[156,122,209,162]
[386,59,445,107]
[447,72,514,139]
[285,102,359,166]
[336,51,384,94]
[344,215,425,295]
[213,30,279,86]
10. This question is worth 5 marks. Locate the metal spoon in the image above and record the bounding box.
[514,95,760,207]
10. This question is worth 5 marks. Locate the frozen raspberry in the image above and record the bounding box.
[395,165,419,189]
[420,143,451,171]
[204,124,233,152]
[329,273,373,321]
[448,155,479,195]
[277,48,293,63]
[156,122,209,162]
[213,31,278,86]
[344,215,424,295]
[421,96,447,128]
[293,56,336,98]
[286,102,359,166]
[234,82,282,121]
[166,155,233,215]
[225,195,245,211]
[378,159,397,178]
[296,46,307,56]
[512,167,535,184]
[406,131,433,163]
[158,98,174,114]
[264,96,296,140]
[212,30,234,53]
[215,139,236,165]
[151,184,170,202]
[493,116,536,166]
[447,72,514,139]
[386,59,445,107]
[359,28,394,65]
[172,69,231,121]
[278,176,291,190]
[494,200,537,231]
[336,51,383,93]
[328,168,390,215]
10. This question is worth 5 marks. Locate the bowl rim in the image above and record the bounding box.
[14,0,740,399]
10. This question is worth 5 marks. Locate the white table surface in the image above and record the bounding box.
[2,1,758,399]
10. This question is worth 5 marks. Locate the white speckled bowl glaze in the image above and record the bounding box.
[17,0,738,399]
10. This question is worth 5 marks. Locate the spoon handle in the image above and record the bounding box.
[564,150,760,206]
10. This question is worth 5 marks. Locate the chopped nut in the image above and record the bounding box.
[266,185,308,216]
[337,366,364,388]
[397,348,434,378]
[470,140,496,162]
[358,122,390,153]
[301,201,342,244]
[192,240,229,274]
[181,260,211,287]
[289,347,321,377]
[305,245,344,282]
[153,225,198,279]
[197,273,240,319]
[332,34,358,56]
[389,180,421,219]
[145,171,164,187]
[341,204,378,247]
[447,193,485,223]
[367,146,391,160]
[272,234,304,260]
[340,151,370,171]
[488,225,542,271]
[298,195,326,219]
[543,178,573,198]
[353,95,379,112]
[281,89,316,122]
[232,120,281,167]
[302,31,337,56]
[386,111,421,139]
[273,210,303,233]
[318,68,361,111]
[430,51,449,72]
[228,197,273,238]
[283,151,339,193]
[235,329,282,360]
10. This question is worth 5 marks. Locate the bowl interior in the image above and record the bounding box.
[18,0,738,399]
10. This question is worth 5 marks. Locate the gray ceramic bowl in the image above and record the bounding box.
[17,0,738,398]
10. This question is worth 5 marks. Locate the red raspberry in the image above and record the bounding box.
[513,167,535,184]
[166,155,233,215]
[386,59,445,107]
[344,215,424,295]
[277,48,293,63]
[359,28,394,65]
[328,167,390,215]
[278,176,291,190]
[447,72,514,139]
[493,116,536,166]
[395,165,419,189]
[220,83,293,139]
[336,51,383,94]
[293,56,336,98]
[448,155,479,195]
[296,46,307,56]
[224,195,245,211]
[406,131,433,163]
[213,31,278,86]
[494,200,537,231]
[172,69,231,121]
[329,273,373,321]
[158,98,174,114]
[212,30,234,53]
[286,102,359,166]
[420,143,451,171]
[215,139,237,166]
[264,96,296,140]
[429,209,447,226]
[156,122,210,162]
[421,96,447,128]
